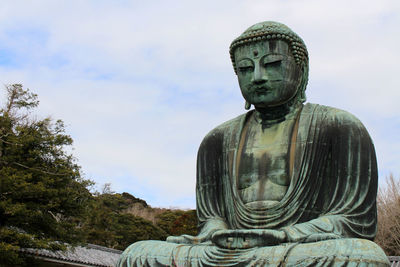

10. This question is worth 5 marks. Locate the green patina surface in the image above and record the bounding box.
[118,21,390,266]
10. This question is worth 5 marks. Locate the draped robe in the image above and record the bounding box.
[118,103,389,266]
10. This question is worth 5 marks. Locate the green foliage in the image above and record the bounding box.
[0,84,92,265]
[121,192,148,208]
[156,209,197,236]
[0,241,24,266]
[84,192,167,250]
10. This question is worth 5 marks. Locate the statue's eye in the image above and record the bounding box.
[264,60,281,68]
[237,59,254,73]
[263,55,283,67]
[238,66,254,73]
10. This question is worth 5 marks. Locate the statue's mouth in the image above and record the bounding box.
[253,86,272,94]
[250,80,282,94]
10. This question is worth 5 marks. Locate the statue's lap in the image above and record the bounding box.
[118,238,389,266]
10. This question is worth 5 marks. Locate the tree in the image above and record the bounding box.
[155,209,197,237]
[0,84,93,265]
[375,174,400,256]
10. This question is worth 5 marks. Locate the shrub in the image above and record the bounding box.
[375,174,400,256]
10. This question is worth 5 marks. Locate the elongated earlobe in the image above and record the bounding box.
[245,101,251,110]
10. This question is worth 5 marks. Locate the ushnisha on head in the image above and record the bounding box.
[230,21,309,108]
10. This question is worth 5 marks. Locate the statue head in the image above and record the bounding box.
[230,21,309,109]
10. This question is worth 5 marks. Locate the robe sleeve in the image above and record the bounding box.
[196,130,229,235]
[282,109,378,243]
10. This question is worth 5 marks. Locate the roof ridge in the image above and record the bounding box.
[86,244,123,254]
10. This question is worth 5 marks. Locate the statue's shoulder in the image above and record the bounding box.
[206,112,248,136]
[306,103,364,126]
[200,112,249,146]
[305,103,369,137]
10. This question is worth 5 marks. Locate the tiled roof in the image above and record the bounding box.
[22,244,122,267]
[390,256,400,267]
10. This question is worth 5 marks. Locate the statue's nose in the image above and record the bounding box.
[252,65,267,84]
[253,78,266,85]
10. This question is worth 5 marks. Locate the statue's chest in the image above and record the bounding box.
[237,115,296,203]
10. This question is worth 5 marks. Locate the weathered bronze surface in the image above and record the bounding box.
[118,21,390,266]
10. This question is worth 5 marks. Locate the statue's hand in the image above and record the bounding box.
[167,218,229,245]
[166,234,211,245]
[211,229,287,249]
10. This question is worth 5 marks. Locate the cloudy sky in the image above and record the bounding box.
[0,0,399,208]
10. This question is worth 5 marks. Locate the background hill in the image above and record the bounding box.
[84,190,197,250]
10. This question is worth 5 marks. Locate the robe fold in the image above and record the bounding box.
[118,103,389,267]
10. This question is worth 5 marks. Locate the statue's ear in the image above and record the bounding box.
[297,64,308,103]
[245,101,251,110]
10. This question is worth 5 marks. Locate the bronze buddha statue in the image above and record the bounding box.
[118,21,389,267]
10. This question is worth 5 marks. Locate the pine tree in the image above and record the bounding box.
[0,84,92,265]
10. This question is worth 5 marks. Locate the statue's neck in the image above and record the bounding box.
[254,100,301,128]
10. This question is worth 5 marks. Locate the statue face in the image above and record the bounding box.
[234,40,302,108]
